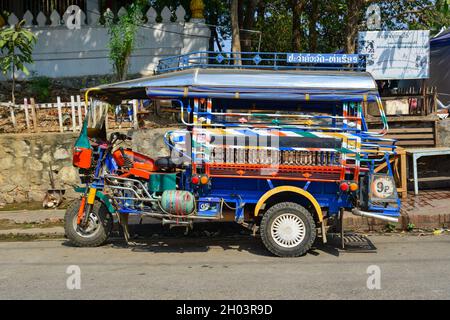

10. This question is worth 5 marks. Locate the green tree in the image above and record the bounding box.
[255,1,294,52]
[379,0,450,35]
[0,20,36,105]
[206,0,230,51]
[292,0,306,52]
[231,0,242,64]
[105,1,145,81]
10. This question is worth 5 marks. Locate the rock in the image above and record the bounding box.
[28,171,44,185]
[13,157,25,169]
[25,158,44,171]
[0,154,14,170]
[53,148,70,160]
[8,171,31,187]
[41,152,53,163]
[57,166,80,185]
[1,145,14,154]
[64,188,78,199]
[0,184,16,193]
[12,192,28,203]
[3,194,14,204]
[11,140,30,157]
[33,145,42,155]
[28,190,45,202]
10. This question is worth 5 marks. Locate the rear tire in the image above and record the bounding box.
[260,202,316,257]
[64,199,113,247]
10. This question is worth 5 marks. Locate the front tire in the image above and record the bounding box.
[260,202,316,257]
[64,199,113,247]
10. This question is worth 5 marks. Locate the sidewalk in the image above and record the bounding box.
[0,209,65,238]
[344,189,450,231]
[0,209,65,223]
[0,190,449,239]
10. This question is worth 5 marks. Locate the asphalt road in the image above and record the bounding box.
[1,234,450,300]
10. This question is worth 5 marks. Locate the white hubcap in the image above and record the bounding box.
[73,212,100,238]
[271,213,306,248]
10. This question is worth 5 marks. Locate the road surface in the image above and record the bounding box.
[1,234,449,299]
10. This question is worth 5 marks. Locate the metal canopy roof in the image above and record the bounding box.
[86,68,378,103]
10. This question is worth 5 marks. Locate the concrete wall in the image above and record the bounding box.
[438,119,450,147]
[0,128,179,206]
[1,5,210,79]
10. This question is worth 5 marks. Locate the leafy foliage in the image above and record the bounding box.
[385,222,397,233]
[105,1,144,81]
[406,222,415,232]
[237,0,450,54]
[255,1,293,52]
[378,0,450,35]
[0,20,36,104]
[29,76,51,102]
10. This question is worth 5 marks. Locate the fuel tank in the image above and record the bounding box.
[112,148,156,172]
[161,190,195,215]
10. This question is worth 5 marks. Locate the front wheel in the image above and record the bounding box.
[260,202,316,257]
[64,199,113,247]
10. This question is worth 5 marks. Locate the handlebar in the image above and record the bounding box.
[109,132,132,144]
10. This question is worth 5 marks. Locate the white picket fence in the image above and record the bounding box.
[0,97,139,133]
[1,5,209,79]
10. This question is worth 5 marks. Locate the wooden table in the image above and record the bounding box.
[406,147,450,195]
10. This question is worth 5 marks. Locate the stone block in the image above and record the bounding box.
[53,148,70,160]
[11,140,30,157]
[25,158,44,171]
[57,166,80,185]
[0,154,14,170]
[28,190,46,202]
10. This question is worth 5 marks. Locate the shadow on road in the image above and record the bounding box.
[62,222,376,257]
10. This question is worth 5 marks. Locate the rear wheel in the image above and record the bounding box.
[260,202,316,257]
[64,199,113,247]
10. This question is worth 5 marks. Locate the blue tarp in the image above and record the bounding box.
[399,29,450,105]
[431,29,450,48]
[430,29,450,105]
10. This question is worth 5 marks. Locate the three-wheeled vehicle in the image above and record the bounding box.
[65,52,400,257]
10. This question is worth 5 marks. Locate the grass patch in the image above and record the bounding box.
[0,233,64,242]
[0,201,44,211]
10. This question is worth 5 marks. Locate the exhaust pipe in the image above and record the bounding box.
[162,218,193,227]
[352,209,398,223]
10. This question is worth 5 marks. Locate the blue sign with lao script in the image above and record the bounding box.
[287,53,360,64]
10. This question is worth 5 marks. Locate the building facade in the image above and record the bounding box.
[0,0,209,79]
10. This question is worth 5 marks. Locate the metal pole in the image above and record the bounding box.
[57,96,63,132]
[133,99,139,129]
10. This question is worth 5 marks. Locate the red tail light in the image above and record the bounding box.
[73,147,92,169]
[191,175,200,185]
[339,182,349,192]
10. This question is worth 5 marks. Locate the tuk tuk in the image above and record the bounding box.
[65,52,400,257]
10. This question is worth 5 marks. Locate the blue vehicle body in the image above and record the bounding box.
[70,52,401,254]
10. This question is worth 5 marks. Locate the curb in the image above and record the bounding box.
[0,227,64,236]
[0,210,448,239]
[343,212,450,231]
